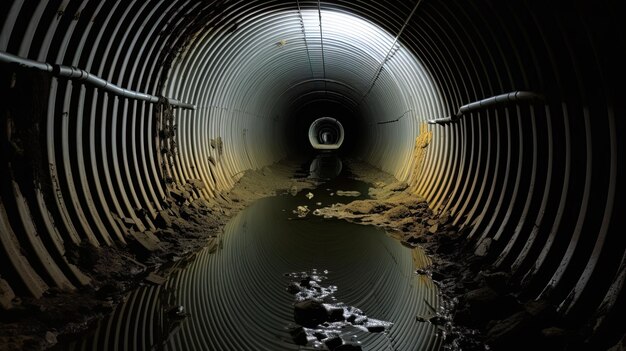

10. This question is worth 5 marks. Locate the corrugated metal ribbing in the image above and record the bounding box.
[0,0,200,297]
[0,1,624,347]
[164,1,445,195]
[66,205,442,351]
[395,2,623,346]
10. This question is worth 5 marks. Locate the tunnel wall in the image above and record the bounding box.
[0,0,624,346]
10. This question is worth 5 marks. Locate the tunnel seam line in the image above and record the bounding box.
[296,0,315,78]
[317,0,327,95]
[359,0,423,105]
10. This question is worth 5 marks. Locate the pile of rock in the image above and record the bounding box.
[285,270,392,350]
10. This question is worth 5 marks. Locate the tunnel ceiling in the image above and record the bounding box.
[164,2,445,183]
[0,0,624,347]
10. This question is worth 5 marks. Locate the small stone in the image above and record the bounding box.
[187,179,206,190]
[168,305,187,319]
[0,279,16,310]
[120,216,136,226]
[457,287,522,328]
[352,315,368,325]
[313,331,326,340]
[474,238,492,257]
[438,212,451,224]
[367,324,386,333]
[97,299,115,313]
[464,286,500,305]
[407,235,428,244]
[431,270,446,281]
[415,268,429,276]
[129,230,161,252]
[523,299,556,320]
[327,306,345,322]
[155,210,173,227]
[294,299,328,327]
[299,277,313,288]
[289,326,308,345]
[541,326,569,348]
[428,223,439,234]
[45,331,57,345]
[287,282,301,294]
[305,192,314,199]
[170,189,189,203]
[145,272,167,285]
[486,311,532,347]
[293,205,310,218]
[324,336,343,350]
[429,315,447,325]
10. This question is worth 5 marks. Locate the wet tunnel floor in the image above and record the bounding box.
[59,163,441,351]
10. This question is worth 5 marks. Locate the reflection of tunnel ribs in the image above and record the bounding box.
[152,286,184,351]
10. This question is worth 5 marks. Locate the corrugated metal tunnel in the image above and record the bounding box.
[0,0,624,349]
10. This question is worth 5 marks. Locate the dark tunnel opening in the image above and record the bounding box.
[0,0,625,350]
[284,100,363,158]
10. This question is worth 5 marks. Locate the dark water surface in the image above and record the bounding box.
[61,165,441,351]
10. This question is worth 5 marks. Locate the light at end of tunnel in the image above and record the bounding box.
[309,117,345,150]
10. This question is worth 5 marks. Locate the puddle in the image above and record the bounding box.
[58,158,441,351]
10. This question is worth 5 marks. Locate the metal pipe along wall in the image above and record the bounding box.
[0,0,623,347]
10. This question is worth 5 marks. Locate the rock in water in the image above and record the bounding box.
[289,326,308,345]
[293,205,310,217]
[294,299,328,327]
[324,336,343,350]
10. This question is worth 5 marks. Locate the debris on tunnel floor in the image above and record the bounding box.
[0,160,317,351]
[285,269,392,350]
[293,205,311,218]
[47,166,439,351]
[0,158,615,351]
[314,160,591,351]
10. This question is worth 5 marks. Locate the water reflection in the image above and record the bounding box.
[309,153,343,180]
[62,185,440,351]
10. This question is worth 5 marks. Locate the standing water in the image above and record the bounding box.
[60,156,441,351]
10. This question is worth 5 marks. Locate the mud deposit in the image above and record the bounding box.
[52,165,441,351]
